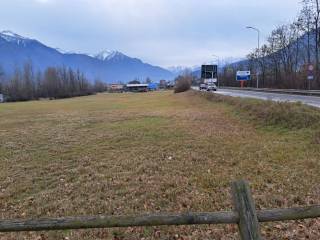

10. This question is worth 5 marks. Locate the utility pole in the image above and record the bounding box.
[246,26,260,88]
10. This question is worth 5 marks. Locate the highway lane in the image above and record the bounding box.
[214,89,320,108]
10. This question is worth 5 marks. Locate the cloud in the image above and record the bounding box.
[34,0,51,3]
[0,0,301,67]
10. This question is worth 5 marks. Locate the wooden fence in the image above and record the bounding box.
[1,180,320,240]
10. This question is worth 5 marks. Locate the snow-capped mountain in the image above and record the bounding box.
[167,65,200,76]
[0,31,174,83]
[167,66,189,75]
[0,30,33,46]
[94,50,131,62]
[94,50,114,61]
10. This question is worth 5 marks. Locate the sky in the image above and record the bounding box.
[0,0,301,68]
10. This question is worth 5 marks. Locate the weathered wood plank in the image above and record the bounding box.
[0,212,238,232]
[258,205,320,222]
[0,205,319,232]
[232,180,262,240]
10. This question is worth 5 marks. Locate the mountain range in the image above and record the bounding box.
[0,31,174,83]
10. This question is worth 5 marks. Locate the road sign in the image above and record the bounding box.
[204,79,217,84]
[308,64,314,71]
[201,65,218,79]
[308,75,314,80]
[236,71,251,81]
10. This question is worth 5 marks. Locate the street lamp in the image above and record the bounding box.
[246,26,260,88]
[212,54,220,88]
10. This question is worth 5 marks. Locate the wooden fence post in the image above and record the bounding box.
[232,180,262,240]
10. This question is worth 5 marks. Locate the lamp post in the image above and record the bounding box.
[246,26,260,88]
[212,54,220,88]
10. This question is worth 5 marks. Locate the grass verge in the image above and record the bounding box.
[194,90,320,129]
[0,91,319,239]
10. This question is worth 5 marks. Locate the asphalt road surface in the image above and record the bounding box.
[214,89,320,108]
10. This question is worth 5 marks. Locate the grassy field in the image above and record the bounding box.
[0,91,319,240]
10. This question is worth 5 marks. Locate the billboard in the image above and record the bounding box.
[201,65,218,79]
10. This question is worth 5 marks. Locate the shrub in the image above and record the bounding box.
[174,75,192,93]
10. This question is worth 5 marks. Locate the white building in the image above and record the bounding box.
[0,94,4,103]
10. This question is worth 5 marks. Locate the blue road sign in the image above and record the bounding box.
[308,75,314,80]
[236,71,251,81]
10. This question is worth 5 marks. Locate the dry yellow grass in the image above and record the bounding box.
[0,91,319,239]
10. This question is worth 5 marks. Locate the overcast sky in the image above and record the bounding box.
[0,0,301,68]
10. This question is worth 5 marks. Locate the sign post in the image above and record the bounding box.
[307,64,314,90]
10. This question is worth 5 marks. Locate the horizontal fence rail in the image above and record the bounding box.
[1,180,320,240]
[1,206,319,232]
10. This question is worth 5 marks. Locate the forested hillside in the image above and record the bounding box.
[221,0,320,89]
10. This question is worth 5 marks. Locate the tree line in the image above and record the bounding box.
[220,0,320,89]
[0,62,107,102]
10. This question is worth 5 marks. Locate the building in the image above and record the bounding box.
[109,84,125,93]
[125,84,148,92]
[159,80,167,89]
[0,94,4,103]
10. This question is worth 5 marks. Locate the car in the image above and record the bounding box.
[199,84,207,91]
[206,84,217,91]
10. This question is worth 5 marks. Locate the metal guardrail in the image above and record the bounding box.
[220,87,320,97]
[1,180,320,240]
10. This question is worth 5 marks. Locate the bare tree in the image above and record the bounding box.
[22,61,35,100]
[302,0,320,86]
[0,65,5,93]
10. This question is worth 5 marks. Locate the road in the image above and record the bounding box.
[213,89,320,108]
